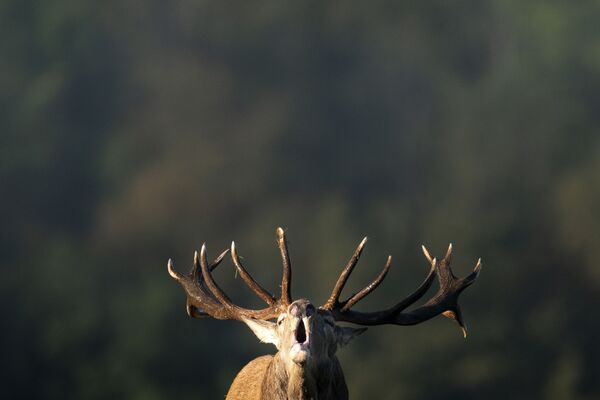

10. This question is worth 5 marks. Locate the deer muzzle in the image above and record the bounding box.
[290,317,311,363]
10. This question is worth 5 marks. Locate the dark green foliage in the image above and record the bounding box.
[2,1,600,398]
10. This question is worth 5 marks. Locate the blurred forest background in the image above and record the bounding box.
[2,1,600,399]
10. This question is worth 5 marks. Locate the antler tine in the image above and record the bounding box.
[341,254,392,312]
[462,258,482,286]
[211,249,230,271]
[444,243,453,262]
[190,249,229,282]
[445,256,481,338]
[191,250,201,282]
[322,237,368,310]
[199,244,234,308]
[231,241,276,305]
[167,258,181,280]
[421,245,433,264]
[276,227,292,305]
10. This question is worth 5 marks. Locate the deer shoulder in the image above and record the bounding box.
[226,355,273,399]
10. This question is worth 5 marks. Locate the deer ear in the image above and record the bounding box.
[242,317,279,348]
[336,326,367,347]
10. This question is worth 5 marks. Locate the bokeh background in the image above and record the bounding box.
[3,1,600,399]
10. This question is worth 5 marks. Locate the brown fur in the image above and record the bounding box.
[226,353,349,400]
[226,355,273,399]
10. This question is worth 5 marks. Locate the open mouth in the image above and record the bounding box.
[290,319,310,363]
[295,319,307,344]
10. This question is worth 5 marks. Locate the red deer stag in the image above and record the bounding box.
[167,227,481,399]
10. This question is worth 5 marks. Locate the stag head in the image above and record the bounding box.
[243,299,365,366]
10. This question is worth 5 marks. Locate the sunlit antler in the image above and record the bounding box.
[321,241,481,337]
[167,227,294,321]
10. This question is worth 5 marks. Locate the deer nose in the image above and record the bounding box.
[290,304,302,317]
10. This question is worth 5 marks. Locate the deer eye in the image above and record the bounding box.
[306,304,315,316]
[277,316,285,325]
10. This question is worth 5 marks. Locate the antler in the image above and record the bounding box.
[167,227,293,321]
[321,241,481,337]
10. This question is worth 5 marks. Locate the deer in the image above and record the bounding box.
[167,227,481,400]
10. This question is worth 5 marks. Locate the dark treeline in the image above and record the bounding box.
[2,1,600,399]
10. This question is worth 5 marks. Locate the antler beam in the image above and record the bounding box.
[277,227,292,305]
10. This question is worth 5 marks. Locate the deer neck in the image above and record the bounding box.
[264,353,347,400]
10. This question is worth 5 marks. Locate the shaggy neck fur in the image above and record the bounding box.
[261,353,348,400]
